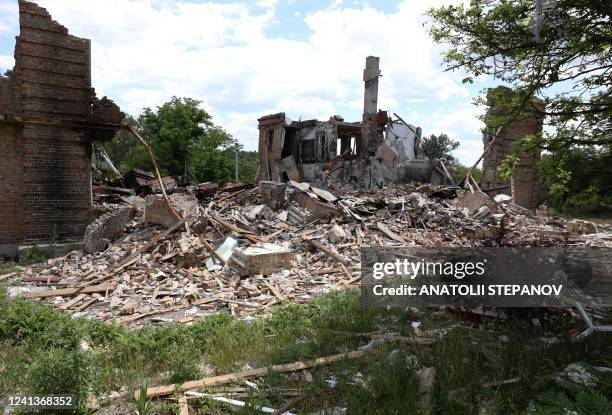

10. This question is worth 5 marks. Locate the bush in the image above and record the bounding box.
[26,348,93,413]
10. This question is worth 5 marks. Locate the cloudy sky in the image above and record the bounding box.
[0,0,500,164]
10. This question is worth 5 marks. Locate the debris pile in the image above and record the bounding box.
[9,179,611,326]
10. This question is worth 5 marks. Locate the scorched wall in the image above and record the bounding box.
[0,1,124,256]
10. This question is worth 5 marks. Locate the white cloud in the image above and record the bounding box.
[0,0,484,159]
[0,2,17,35]
[0,54,13,72]
[256,0,279,9]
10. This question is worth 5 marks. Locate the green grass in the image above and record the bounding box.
[0,289,610,414]
[0,262,19,276]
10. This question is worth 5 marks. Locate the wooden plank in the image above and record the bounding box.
[58,293,86,310]
[198,237,226,265]
[73,297,97,312]
[178,396,189,415]
[304,238,350,265]
[215,187,252,204]
[21,276,61,283]
[22,283,115,299]
[376,222,405,243]
[116,304,189,325]
[460,125,503,186]
[312,268,344,275]
[264,280,285,302]
[208,214,260,243]
[344,274,362,286]
[145,349,368,398]
[0,272,20,282]
[340,263,353,279]
[129,126,183,223]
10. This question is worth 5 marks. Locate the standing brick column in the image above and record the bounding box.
[481,86,543,210]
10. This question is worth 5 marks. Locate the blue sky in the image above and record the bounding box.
[0,0,500,164]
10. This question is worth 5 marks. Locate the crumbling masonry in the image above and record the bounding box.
[481,86,542,210]
[256,57,451,189]
[0,0,124,256]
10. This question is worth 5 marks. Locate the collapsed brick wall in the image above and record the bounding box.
[0,1,123,255]
[481,86,542,210]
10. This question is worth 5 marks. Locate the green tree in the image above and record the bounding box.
[539,146,612,214]
[421,133,460,165]
[103,115,150,173]
[104,97,249,185]
[238,151,259,183]
[139,97,236,178]
[452,164,482,184]
[427,0,612,150]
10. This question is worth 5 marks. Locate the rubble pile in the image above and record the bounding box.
[10,181,611,326]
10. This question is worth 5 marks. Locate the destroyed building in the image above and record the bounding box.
[0,0,124,256]
[256,57,452,189]
[481,86,542,209]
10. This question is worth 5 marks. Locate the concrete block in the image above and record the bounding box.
[260,181,287,210]
[231,243,292,276]
[144,193,197,227]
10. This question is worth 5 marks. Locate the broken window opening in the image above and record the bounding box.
[301,139,316,163]
[267,129,274,150]
[282,128,300,161]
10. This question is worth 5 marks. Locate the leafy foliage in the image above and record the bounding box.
[451,165,482,184]
[1,289,612,414]
[133,380,153,415]
[539,146,612,214]
[26,348,93,413]
[103,97,257,185]
[421,133,460,165]
[428,1,611,214]
[427,0,612,150]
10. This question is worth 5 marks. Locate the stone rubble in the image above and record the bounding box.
[9,181,610,327]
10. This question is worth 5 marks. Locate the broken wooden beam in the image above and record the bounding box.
[0,271,21,282]
[116,304,190,325]
[376,222,406,243]
[128,126,183,224]
[198,237,226,265]
[303,238,350,265]
[58,293,87,310]
[145,349,367,398]
[22,283,115,299]
[207,213,261,243]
